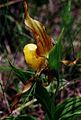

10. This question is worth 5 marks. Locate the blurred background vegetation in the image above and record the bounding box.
[0,0,81,119]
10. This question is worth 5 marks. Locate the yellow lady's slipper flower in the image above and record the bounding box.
[23,1,53,70]
[23,43,45,70]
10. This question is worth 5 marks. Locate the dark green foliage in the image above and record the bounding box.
[48,28,64,71]
[9,61,34,84]
[55,97,81,120]
[35,83,53,120]
[35,83,81,120]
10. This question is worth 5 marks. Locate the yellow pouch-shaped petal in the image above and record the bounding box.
[23,44,45,70]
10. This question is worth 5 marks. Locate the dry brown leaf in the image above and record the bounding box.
[61,58,81,66]
[11,80,33,110]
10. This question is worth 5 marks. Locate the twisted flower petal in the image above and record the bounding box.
[24,1,53,57]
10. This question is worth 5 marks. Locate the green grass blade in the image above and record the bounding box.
[9,61,34,84]
[48,28,64,70]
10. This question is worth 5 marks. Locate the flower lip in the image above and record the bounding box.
[23,43,45,70]
[24,43,37,52]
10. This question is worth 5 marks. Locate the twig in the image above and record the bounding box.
[0,0,22,9]
[1,99,37,120]
[12,98,37,113]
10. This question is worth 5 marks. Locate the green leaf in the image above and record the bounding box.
[9,61,34,84]
[35,83,54,120]
[6,115,37,120]
[61,0,73,27]
[54,97,81,120]
[0,66,12,71]
[48,28,64,70]
[60,1,74,59]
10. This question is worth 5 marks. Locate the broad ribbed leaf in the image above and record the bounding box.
[55,97,81,120]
